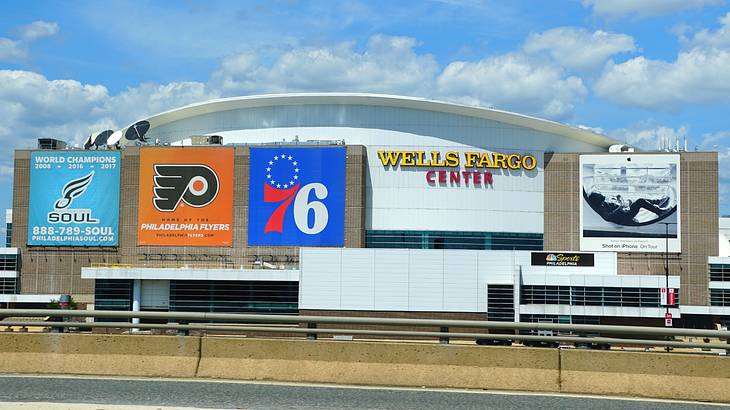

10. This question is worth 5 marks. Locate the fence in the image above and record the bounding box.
[1,308,729,352]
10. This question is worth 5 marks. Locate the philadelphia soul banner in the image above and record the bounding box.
[248,146,346,246]
[27,151,121,246]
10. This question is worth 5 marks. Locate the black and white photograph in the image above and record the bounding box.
[580,154,680,253]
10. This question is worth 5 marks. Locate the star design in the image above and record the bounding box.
[265,154,299,189]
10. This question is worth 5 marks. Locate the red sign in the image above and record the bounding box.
[668,288,676,305]
[665,312,673,327]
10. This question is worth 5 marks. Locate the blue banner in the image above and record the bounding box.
[27,151,121,246]
[248,147,345,246]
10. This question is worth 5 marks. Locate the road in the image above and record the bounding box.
[0,375,726,409]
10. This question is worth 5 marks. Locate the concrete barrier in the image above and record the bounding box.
[560,349,730,403]
[1,333,729,403]
[197,338,561,392]
[0,333,199,378]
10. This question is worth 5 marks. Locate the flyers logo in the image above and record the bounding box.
[153,165,219,212]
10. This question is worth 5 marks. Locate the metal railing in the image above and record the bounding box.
[1,309,729,353]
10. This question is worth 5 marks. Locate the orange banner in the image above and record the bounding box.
[137,147,234,246]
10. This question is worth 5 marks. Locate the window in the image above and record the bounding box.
[95,279,132,312]
[0,254,18,271]
[0,278,16,294]
[170,280,298,313]
[710,289,730,306]
[520,285,675,308]
[710,264,730,281]
[487,285,514,321]
[366,230,543,251]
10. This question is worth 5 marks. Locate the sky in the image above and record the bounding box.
[2,0,730,226]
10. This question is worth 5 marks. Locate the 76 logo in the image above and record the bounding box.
[261,153,330,235]
[264,182,329,234]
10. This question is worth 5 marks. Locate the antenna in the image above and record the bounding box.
[124,120,151,142]
[94,130,113,148]
[83,134,94,150]
[106,130,123,146]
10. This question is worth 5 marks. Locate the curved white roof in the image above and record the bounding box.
[121,93,621,148]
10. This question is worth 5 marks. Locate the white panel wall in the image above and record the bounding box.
[444,251,479,312]
[300,248,680,319]
[299,248,341,310]
[408,250,444,311]
[140,280,170,309]
[340,249,374,310]
[373,249,410,310]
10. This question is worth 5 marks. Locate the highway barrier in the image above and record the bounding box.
[0,309,729,403]
[0,333,728,402]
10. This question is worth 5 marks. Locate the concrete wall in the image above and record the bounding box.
[544,152,719,306]
[0,333,199,377]
[1,333,729,403]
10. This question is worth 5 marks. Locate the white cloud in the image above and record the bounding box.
[0,38,26,62]
[211,35,438,96]
[436,53,587,119]
[582,0,722,19]
[0,20,59,63]
[595,13,730,109]
[0,70,219,156]
[609,124,688,150]
[523,27,636,71]
[17,20,59,42]
[109,81,219,128]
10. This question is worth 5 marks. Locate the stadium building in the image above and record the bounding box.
[4,93,729,328]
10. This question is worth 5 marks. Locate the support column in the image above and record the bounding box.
[132,279,141,332]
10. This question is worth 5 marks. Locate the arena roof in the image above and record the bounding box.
[120,93,622,148]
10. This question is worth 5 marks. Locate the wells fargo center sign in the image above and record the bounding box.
[377,150,538,187]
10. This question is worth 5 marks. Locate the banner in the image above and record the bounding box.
[531,252,595,267]
[580,154,680,253]
[138,147,234,246]
[248,147,345,246]
[27,151,120,246]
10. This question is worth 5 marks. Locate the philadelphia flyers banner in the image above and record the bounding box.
[137,147,234,246]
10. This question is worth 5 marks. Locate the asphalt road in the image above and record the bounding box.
[0,375,726,410]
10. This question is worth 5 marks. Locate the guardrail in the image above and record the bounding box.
[1,309,729,352]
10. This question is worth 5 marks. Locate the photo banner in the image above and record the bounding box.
[27,151,120,246]
[580,154,680,253]
[248,147,346,246]
[137,147,234,246]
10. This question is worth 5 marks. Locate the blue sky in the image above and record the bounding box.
[2,0,730,222]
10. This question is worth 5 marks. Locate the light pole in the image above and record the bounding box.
[660,221,677,353]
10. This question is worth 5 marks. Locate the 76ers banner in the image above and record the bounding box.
[138,147,234,246]
[248,147,345,246]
